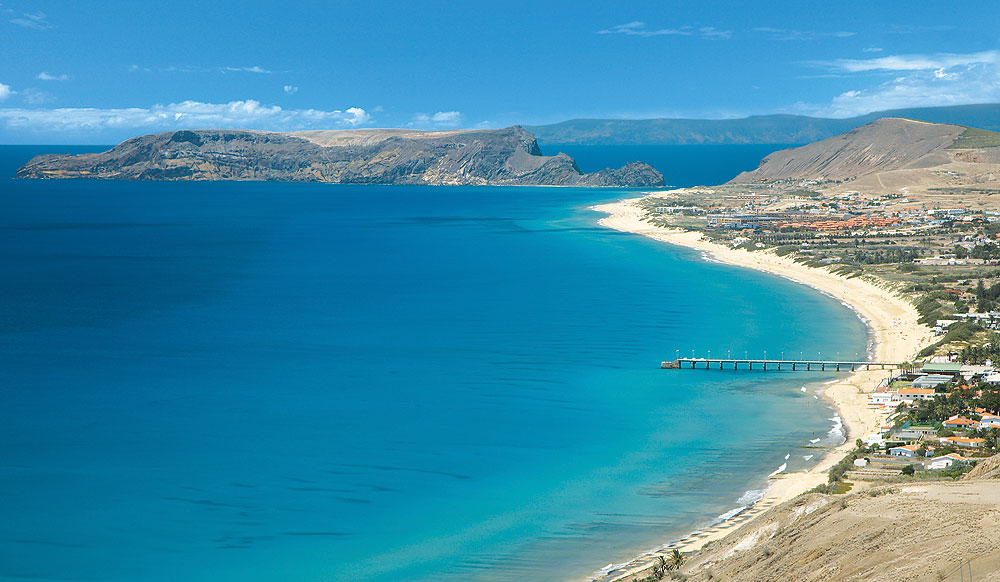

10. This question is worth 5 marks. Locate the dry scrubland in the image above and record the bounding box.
[679,470,1000,582]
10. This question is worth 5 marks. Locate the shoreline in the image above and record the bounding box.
[587,197,934,582]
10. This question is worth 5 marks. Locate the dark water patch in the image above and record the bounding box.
[333,463,474,481]
[161,497,245,509]
[0,222,183,231]
[281,531,351,537]
[12,539,87,548]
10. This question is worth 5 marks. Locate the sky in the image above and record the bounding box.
[2,1,1000,143]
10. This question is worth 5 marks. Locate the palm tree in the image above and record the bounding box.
[669,549,685,571]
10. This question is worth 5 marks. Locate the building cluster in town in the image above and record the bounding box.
[855,360,1000,473]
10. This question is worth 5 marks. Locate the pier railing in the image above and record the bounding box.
[662,358,906,372]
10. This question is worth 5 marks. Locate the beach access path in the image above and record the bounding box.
[589,197,934,582]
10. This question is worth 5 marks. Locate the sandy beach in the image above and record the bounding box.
[589,197,935,582]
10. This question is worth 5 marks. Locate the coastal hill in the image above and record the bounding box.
[527,103,1000,145]
[728,117,1000,196]
[730,118,967,182]
[15,126,664,187]
[672,460,1000,582]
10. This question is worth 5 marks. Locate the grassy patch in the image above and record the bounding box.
[866,486,900,497]
[949,127,1000,149]
[831,481,854,494]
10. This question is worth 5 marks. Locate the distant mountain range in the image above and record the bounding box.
[527,104,1000,146]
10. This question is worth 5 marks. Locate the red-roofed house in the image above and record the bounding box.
[941,436,986,448]
[942,415,978,429]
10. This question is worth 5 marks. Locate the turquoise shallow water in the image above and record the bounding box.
[0,146,865,582]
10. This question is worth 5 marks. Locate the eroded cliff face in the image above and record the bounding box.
[15,126,664,188]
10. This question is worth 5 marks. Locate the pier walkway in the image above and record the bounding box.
[662,358,906,371]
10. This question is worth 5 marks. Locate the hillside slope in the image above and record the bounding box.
[729,118,967,183]
[676,477,1000,582]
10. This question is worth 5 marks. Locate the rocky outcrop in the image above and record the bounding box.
[15,126,664,188]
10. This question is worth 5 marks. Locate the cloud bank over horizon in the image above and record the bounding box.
[802,50,1000,118]
[0,99,372,142]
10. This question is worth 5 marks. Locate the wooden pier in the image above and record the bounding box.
[662,358,905,372]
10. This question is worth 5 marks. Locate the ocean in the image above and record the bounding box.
[0,144,865,582]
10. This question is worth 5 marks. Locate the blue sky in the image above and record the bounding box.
[1,1,999,142]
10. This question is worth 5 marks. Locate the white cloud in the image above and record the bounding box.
[410,111,464,128]
[0,100,373,136]
[820,50,1000,73]
[37,72,69,81]
[863,47,884,53]
[0,82,11,101]
[223,66,272,74]
[806,60,1000,118]
[10,10,50,29]
[130,65,275,75]
[283,85,299,94]
[598,21,731,40]
[753,27,854,41]
[888,24,956,34]
[21,88,54,105]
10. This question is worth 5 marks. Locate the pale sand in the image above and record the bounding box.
[588,197,934,582]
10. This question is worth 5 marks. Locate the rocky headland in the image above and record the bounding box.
[15,126,664,187]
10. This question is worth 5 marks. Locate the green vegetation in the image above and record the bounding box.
[831,481,854,494]
[866,486,900,497]
[948,127,1000,149]
[808,446,866,494]
[918,320,981,357]
[961,333,1000,363]
[637,550,686,582]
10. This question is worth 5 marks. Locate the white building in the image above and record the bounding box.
[923,454,969,471]
[979,414,1000,429]
[889,444,933,457]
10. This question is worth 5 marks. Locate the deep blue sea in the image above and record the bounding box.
[0,145,864,582]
